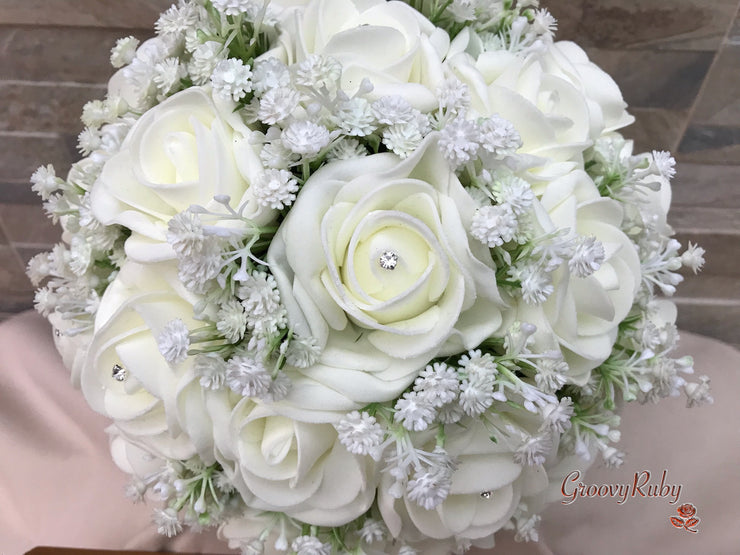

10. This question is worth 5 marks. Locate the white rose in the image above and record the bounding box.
[266,134,504,409]
[92,86,274,263]
[48,310,93,388]
[228,399,377,526]
[449,41,633,162]
[378,419,549,544]
[81,260,219,462]
[515,170,641,384]
[275,0,449,111]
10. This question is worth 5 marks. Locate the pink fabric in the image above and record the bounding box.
[1,311,739,554]
[0,312,232,554]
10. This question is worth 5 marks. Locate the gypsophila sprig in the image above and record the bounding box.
[31,0,710,551]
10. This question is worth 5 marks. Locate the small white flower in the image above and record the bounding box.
[458,349,498,377]
[155,3,201,36]
[651,150,676,180]
[281,120,331,157]
[447,0,476,22]
[569,235,605,278]
[77,127,102,155]
[257,87,301,125]
[534,355,569,393]
[492,176,533,215]
[282,333,321,368]
[259,139,297,169]
[394,391,436,431]
[238,271,281,315]
[26,252,51,286]
[157,319,190,364]
[125,479,148,502]
[211,58,253,102]
[601,446,625,468]
[540,397,573,433]
[645,357,686,401]
[511,261,554,304]
[437,402,464,424]
[68,235,92,276]
[31,164,62,200]
[34,287,57,317]
[406,461,455,510]
[335,96,376,136]
[335,411,384,456]
[470,204,518,247]
[326,137,368,161]
[438,116,480,168]
[681,242,705,274]
[177,237,224,293]
[414,362,459,407]
[359,518,386,543]
[252,169,299,209]
[225,355,272,397]
[479,114,522,158]
[194,354,228,390]
[513,509,541,542]
[110,36,140,68]
[167,211,206,257]
[382,121,425,157]
[684,375,713,408]
[153,57,186,95]
[211,0,255,15]
[81,99,108,128]
[153,507,182,537]
[251,58,291,95]
[531,9,558,37]
[372,96,416,125]
[458,378,494,416]
[291,536,331,555]
[436,77,470,114]
[189,41,226,85]
[293,55,342,89]
[217,298,248,343]
[514,433,552,466]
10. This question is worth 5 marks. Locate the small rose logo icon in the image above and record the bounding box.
[670,503,700,533]
[676,503,696,518]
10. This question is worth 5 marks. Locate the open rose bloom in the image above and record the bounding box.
[28,0,712,553]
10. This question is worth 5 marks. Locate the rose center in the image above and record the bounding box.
[347,224,433,302]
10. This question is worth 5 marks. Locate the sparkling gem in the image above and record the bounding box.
[480,491,493,499]
[53,328,62,337]
[378,250,399,270]
[112,363,128,382]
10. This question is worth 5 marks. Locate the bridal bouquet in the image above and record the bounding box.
[29,0,712,553]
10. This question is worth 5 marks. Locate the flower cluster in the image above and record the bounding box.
[30,0,711,553]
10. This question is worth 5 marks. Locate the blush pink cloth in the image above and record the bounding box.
[1,311,739,554]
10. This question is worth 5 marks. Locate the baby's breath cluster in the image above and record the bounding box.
[29,0,712,553]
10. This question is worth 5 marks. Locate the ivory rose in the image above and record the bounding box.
[266,134,504,408]
[274,0,450,111]
[91,86,274,263]
[228,399,377,526]
[515,170,641,384]
[48,310,93,388]
[80,260,218,462]
[449,41,633,162]
[378,419,549,545]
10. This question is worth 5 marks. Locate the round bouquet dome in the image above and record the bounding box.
[28,0,712,553]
